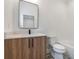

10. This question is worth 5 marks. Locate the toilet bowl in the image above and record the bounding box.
[53,43,66,59]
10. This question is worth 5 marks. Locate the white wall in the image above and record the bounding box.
[4,0,42,34]
[38,0,74,46]
[55,0,74,46]
[5,0,74,45]
[4,0,19,32]
[4,0,14,32]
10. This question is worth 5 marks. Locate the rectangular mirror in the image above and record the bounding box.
[19,1,39,29]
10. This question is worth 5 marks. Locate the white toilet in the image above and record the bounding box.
[53,43,66,59]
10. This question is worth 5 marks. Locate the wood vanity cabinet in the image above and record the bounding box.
[4,36,47,59]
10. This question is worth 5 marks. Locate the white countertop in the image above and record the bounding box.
[4,33,46,39]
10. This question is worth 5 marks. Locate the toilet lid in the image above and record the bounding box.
[53,44,65,50]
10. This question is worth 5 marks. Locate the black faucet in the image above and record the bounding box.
[28,29,31,34]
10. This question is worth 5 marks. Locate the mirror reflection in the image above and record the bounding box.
[19,1,39,29]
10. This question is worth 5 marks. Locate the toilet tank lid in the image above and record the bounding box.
[53,44,65,50]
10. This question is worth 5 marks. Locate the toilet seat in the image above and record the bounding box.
[53,44,66,53]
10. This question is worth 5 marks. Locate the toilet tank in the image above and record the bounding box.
[48,35,57,45]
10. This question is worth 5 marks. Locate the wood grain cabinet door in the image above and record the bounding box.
[32,36,47,59]
[5,37,47,59]
[4,38,30,59]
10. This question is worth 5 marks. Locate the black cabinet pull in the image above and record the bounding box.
[28,39,30,48]
[32,38,34,48]
[28,38,34,48]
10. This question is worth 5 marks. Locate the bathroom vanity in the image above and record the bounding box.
[5,1,47,59]
[4,33,47,59]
